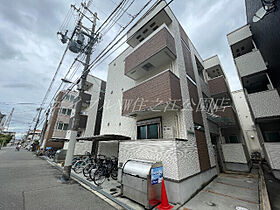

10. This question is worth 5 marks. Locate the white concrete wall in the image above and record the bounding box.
[81,75,103,137]
[98,141,119,157]
[100,48,137,139]
[232,89,263,156]
[222,143,248,164]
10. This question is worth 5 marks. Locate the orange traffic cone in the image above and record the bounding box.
[156,180,173,210]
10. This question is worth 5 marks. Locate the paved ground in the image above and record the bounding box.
[182,173,260,210]
[263,164,280,210]
[0,147,116,210]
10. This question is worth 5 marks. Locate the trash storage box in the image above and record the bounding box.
[54,149,67,163]
[121,159,163,209]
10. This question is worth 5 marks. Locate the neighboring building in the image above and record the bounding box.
[27,130,41,141]
[204,56,250,172]
[26,129,41,146]
[64,74,106,155]
[99,1,224,204]
[0,112,6,132]
[42,90,78,149]
[232,89,263,156]
[227,0,280,179]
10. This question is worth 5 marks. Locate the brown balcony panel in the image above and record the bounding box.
[208,76,229,97]
[214,106,237,127]
[122,70,182,116]
[125,28,176,80]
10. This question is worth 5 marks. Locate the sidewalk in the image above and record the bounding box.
[44,155,263,210]
[181,173,259,210]
[42,156,145,210]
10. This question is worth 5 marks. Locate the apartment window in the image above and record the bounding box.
[60,108,71,116]
[61,108,67,115]
[70,95,75,102]
[137,118,161,139]
[264,131,280,142]
[195,56,205,81]
[63,123,68,131]
[64,94,70,101]
[56,122,69,131]
[56,122,63,130]
[226,135,239,144]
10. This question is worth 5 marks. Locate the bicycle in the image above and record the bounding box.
[73,153,92,174]
[92,156,118,186]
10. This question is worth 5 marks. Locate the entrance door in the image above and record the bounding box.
[210,133,224,173]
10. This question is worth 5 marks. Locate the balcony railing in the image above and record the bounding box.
[248,89,280,120]
[235,50,267,78]
[207,106,237,127]
[124,27,176,80]
[122,70,182,116]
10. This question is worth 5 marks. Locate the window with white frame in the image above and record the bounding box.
[56,122,69,131]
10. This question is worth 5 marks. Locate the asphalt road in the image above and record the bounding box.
[0,147,116,210]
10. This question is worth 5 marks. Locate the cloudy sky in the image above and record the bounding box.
[0,0,246,138]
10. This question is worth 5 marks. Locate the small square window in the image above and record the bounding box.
[143,29,148,34]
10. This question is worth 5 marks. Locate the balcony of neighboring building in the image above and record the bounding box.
[69,114,88,130]
[73,92,91,109]
[124,26,176,80]
[235,49,267,78]
[243,72,280,120]
[227,25,255,59]
[122,70,182,117]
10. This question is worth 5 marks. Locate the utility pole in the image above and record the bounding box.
[38,109,50,148]
[4,108,14,132]
[62,11,98,182]
[31,107,42,143]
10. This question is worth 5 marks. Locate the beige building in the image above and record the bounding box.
[42,90,77,149]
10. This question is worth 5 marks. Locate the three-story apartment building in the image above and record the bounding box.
[100,1,225,204]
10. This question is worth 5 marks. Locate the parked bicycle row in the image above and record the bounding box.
[72,153,118,186]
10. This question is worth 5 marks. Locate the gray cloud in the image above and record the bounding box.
[0,0,247,138]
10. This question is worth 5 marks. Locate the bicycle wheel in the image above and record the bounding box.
[73,160,86,174]
[89,166,97,181]
[93,168,106,186]
[83,163,95,177]
[111,166,118,180]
